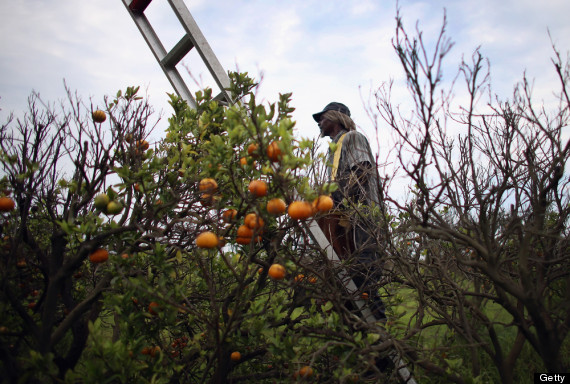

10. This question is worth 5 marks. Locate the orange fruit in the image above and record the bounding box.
[239,157,248,166]
[196,231,219,249]
[93,193,110,211]
[150,346,161,357]
[222,209,238,223]
[92,109,106,123]
[200,193,220,207]
[244,213,264,230]
[0,197,16,212]
[312,195,334,213]
[248,180,267,197]
[237,225,253,238]
[298,365,314,378]
[230,351,241,362]
[199,178,218,193]
[247,143,259,157]
[236,236,252,245]
[294,274,305,282]
[148,301,159,315]
[361,292,369,300]
[137,140,150,151]
[106,201,123,215]
[266,198,286,215]
[287,201,313,220]
[266,140,282,162]
[89,248,109,264]
[268,263,286,280]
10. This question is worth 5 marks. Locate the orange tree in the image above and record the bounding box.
[0,74,396,383]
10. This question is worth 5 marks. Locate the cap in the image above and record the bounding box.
[312,102,351,122]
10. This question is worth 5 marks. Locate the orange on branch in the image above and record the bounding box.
[89,248,109,264]
[92,109,106,123]
[237,225,254,238]
[312,195,334,213]
[199,178,218,193]
[287,201,313,220]
[196,231,219,249]
[298,366,314,378]
[266,140,282,162]
[222,209,238,223]
[248,180,267,197]
[137,139,150,151]
[0,197,16,212]
[268,263,286,280]
[266,198,286,215]
[148,301,160,316]
[230,351,241,362]
[244,213,264,230]
[247,143,259,157]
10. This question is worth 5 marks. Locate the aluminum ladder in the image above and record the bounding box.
[121,0,232,109]
[120,1,416,382]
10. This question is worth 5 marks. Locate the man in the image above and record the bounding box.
[313,102,386,321]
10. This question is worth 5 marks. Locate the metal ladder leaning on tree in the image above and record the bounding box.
[120,1,417,382]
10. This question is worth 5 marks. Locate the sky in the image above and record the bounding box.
[1,0,569,166]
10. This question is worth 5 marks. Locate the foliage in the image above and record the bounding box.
[0,74,395,383]
[366,10,570,384]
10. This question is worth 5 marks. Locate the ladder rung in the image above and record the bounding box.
[162,34,194,68]
[129,0,152,13]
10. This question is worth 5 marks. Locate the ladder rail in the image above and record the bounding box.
[121,0,196,107]
[167,0,232,103]
[306,220,417,384]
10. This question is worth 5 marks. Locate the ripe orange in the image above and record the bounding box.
[92,109,106,123]
[137,140,150,151]
[0,197,16,212]
[239,157,248,166]
[244,213,264,230]
[247,143,259,157]
[199,178,218,193]
[230,351,241,362]
[248,180,267,197]
[287,201,313,220]
[361,292,369,300]
[268,263,286,280]
[236,237,252,245]
[294,274,305,282]
[196,231,219,249]
[266,140,282,162]
[150,346,161,357]
[222,209,238,223]
[148,301,159,315]
[237,225,253,238]
[312,195,334,213]
[298,365,314,378]
[89,249,109,264]
[266,198,286,215]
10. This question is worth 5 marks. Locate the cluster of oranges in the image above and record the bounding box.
[93,193,124,215]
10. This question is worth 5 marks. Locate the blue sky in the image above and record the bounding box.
[1,0,569,156]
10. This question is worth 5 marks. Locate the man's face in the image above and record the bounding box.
[318,116,336,138]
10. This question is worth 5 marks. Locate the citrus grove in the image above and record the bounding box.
[3,13,569,379]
